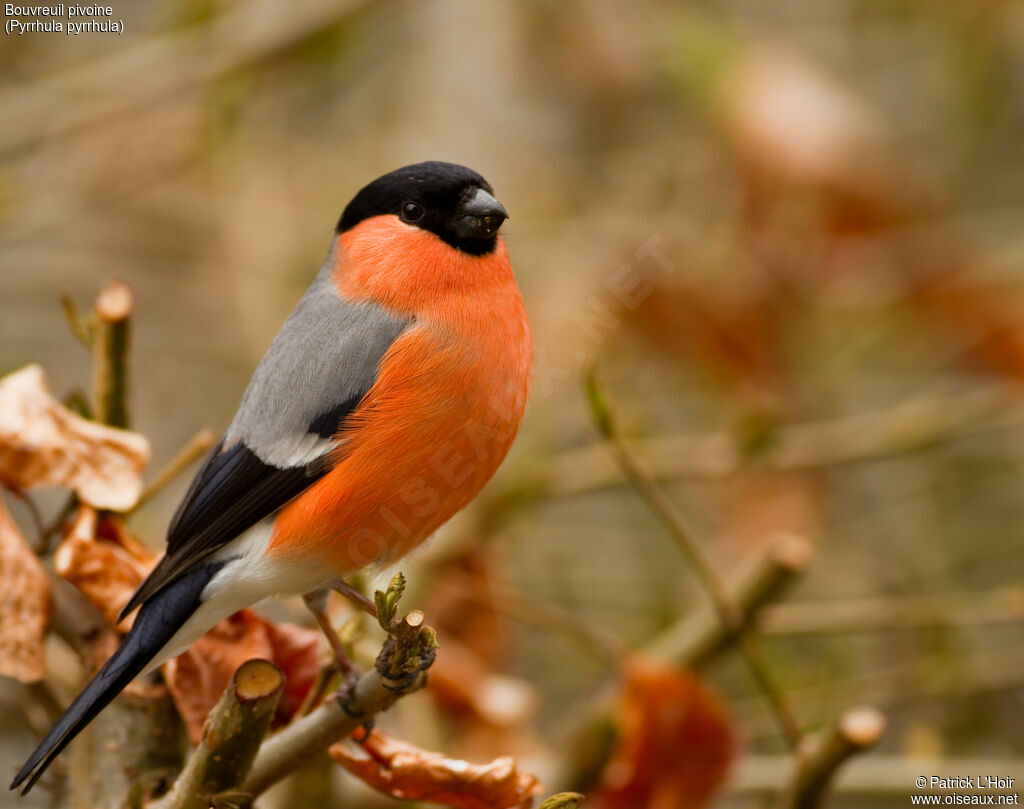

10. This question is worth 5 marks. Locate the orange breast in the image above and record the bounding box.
[268,219,532,573]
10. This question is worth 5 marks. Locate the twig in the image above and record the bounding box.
[433,572,626,667]
[733,752,1020,798]
[130,428,217,514]
[71,682,184,809]
[90,279,132,429]
[0,0,385,155]
[60,291,92,348]
[779,707,886,809]
[760,587,1024,635]
[584,368,803,749]
[554,533,813,789]
[65,280,187,809]
[47,572,115,667]
[642,532,814,667]
[39,286,123,553]
[10,491,46,549]
[243,575,437,797]
[149,659,283,809]
[36,494,77,556]
[735,644,1024,741]
[242,615,430,796]
[545,384,1024,497]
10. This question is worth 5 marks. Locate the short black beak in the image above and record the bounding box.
[452,187,508,240]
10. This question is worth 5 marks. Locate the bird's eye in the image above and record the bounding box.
[400,201,425,223]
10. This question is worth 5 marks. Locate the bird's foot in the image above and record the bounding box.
[335,668,375,740]
[337,667,364,717]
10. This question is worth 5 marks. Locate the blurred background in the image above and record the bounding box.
[3,0,1024,807]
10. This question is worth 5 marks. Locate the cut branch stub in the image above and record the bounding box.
[375,610,438,693]
[91,278,132,429]
[151,659,283,809]
[781,706,886,809]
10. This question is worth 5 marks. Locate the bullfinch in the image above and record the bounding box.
[12,161,532,793]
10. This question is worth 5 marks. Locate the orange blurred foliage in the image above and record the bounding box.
[591,661,734,809]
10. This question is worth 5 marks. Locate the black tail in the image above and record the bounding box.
[10,563,221,794]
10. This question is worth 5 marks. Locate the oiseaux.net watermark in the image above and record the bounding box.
[911,775,1019,805]
[4,3,123,35]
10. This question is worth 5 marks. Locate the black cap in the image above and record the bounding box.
[338,161,508,256]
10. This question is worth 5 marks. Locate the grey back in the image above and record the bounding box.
[225,257,410,468]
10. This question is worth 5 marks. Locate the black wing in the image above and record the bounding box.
[119,422,333,619]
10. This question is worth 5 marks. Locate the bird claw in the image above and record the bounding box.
[336,669,375,740]
[418,642,437,671]
[337,669,363,718]
[380,671,421,693]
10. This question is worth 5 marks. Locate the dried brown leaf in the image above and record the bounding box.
[330,729,542,809]
[592,661,734,809]
[0,365,150,510]
[0,498,51,682]
[54,506,155,630]
[163,609,319,742]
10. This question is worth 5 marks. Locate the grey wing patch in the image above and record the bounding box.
[225,264,410,467]
[119,262,410,618]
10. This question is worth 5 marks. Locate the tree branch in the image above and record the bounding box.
[63,280,187,809]
[584,368,803,748]
[545,384,1022,497]
[555,533,813,789]
[0,0,386,155]
[47,571,116,668]
[642,532,814,667]
[71,683,185,809]
[149,659,283,809]
[130,428,217,514]
[60,291,93,349]
[733,752,1019,798]
[779,707,886,809]
[244,576,437,797]
[760,587,1024,636]
[90,279,132,430]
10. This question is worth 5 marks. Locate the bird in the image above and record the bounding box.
[12,161,532,794]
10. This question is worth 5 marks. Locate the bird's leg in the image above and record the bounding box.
[302,589,371,727]
[302,589,355,676]
[330,578,378,618]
